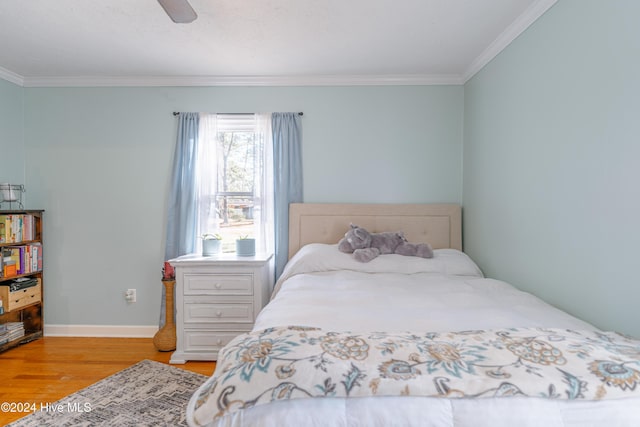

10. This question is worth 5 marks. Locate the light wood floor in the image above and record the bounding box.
[0,337,216,425]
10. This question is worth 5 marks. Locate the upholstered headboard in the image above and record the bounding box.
[288,203,462,259]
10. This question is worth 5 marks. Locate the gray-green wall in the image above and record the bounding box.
[3,0,638,338]
[20,85,463,326]
[0,79,25,183]
[463,0,640,337]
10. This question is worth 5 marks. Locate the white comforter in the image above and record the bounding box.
[188,244,640,427]
[257,244,594,333]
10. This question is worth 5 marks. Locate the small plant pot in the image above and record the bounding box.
[235,238,256,256]
[202,239,222,256]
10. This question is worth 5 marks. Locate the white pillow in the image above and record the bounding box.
[273,243,483,295]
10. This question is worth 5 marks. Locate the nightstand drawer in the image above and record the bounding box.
[184,302,254,324]
[184,273,253,295]
[184,331,243,352]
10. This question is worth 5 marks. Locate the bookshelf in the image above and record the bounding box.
[0,210,44,353]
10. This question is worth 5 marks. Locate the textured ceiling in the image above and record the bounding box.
[0,0,555,86]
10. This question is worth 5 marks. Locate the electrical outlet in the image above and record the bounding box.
[125,289,137,303]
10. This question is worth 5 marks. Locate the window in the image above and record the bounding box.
[165,111,300,279]
[196,114,273,254]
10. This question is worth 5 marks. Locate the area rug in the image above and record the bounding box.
[7,359,208,427]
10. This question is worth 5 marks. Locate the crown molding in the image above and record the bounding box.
[20,73,464,88]
[0,66,24,86]
[1,0,555,89]
[462,0,557,83]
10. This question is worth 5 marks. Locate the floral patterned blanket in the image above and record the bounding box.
[191,326,640,424]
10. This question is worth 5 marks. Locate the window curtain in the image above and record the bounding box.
[255,114,275,256]
[165,112,200,260]
[272,112,303,279]
[196,114,219,247]
[161,112,200,325]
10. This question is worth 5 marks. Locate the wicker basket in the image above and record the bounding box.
[153,280,177,351]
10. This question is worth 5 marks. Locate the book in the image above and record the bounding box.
[7,329,25,342]
[0,244,43,276]
[32,243,43,271]
[15,215,23,242]
[18,246,26,275]
[0,214,37,244]
[23,215,34,241]
[4,215,12,243]
[6,322,24,331]
[4,247,21,275]
[5,322,25,341]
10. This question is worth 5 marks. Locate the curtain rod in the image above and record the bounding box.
[172,112,303,116]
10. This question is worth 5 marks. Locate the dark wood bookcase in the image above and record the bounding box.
[0,210,44,353]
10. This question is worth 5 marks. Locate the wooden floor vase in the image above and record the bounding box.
[153,279,177,351]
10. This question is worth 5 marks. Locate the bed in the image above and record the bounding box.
[187,203,640,427]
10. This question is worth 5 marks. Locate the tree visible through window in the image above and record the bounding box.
[199,114,268,253]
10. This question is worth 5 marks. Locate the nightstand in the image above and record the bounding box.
[168,252,274,364]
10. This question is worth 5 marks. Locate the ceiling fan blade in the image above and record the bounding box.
[157,0,197,23]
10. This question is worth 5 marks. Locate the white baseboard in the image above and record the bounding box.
[44,324,158,338]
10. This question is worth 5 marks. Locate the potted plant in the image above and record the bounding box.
[201,233,222,256]
[235,235,255,256]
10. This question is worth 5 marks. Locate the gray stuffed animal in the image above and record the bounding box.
[338,224,434,262]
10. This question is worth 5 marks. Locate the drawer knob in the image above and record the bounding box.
[215,283,222,289]
[216,339,222,345]
[216,311,222,317]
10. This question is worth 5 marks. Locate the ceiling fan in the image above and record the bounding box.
[157,0,198,23]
